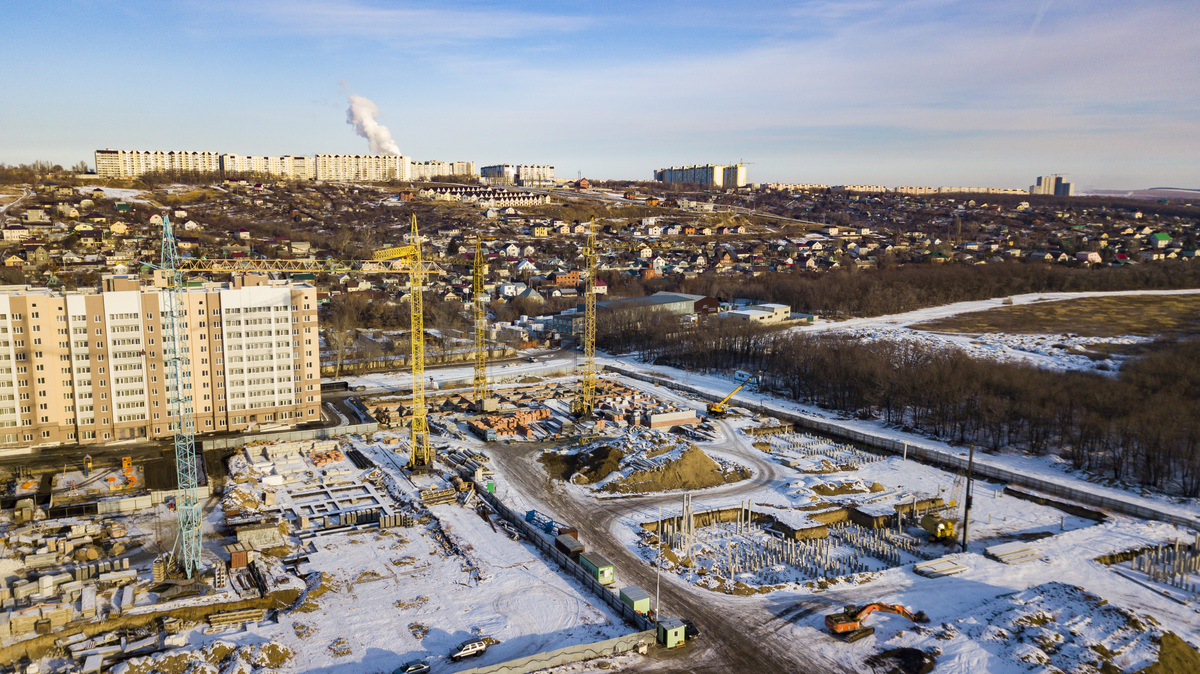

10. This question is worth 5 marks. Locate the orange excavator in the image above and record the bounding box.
[825,603,930,642]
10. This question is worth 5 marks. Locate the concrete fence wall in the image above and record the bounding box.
[456,629,656,674]
[607,364,1200,532]
[474,482,656,634]
[321,347,516,377]
[199,423,378,451]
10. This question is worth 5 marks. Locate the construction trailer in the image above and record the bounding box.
[657,618,687,648]
[555,534,585,561]
[619,586,651,615]
[579,552,615,585]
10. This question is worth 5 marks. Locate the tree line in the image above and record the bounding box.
[603,261,1200,319]
[599,315,1200,497]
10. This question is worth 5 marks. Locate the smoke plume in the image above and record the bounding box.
[346,94,401,155]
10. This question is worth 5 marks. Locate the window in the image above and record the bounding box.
[41,430,50,438]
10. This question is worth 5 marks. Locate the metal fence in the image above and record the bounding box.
[474,481,656,633]
[199,422,378,451]
[607,365,1200,532]
[455,629,656,674]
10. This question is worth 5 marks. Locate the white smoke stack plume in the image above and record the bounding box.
[346,94,401,155]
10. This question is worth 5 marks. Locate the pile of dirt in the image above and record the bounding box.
[540,446,625,485]
[114,639,292,674]
[812,480,885,497]
[1139,632,1200,674]
[603,446,746,495]
[577,446,625,484]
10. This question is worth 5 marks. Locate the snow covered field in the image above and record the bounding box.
[790,288,1200,373]
[836,325,1149,373]
[75,186,156,204]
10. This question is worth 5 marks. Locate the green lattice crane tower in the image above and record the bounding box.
[160,214,202,578]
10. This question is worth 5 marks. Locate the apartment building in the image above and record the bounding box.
[95,148,477,182]
[409,160,477,181]
[219,155,315,180]
[0,274,320,449]
[480,164,555,186]
[314,153,412,182]
[1030,175,1074,196]
[94,149,223,179]
[653,164,748,188]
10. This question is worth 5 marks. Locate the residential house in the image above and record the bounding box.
[2,226,29,242]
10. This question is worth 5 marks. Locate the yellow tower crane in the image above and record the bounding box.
[406,214,433,470]
[172,216,437,471]
[473,236,493,412]
[571,219,598,418]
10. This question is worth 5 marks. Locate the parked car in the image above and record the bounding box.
[449,638,489,661]
[393,660,430,674]
[352,385,367,391]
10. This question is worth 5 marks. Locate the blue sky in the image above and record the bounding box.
[1,0,1196,190]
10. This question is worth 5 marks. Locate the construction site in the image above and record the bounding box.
[0,211,1198,674]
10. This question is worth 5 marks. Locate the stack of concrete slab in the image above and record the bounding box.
[985,541,1040,565]
[913,556,969,578]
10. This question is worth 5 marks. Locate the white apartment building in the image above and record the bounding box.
[0,274,320,449]
[409,160,477,181]
[314,154,413,182]
[94,149,223,178]
[96,148,476,182]
[220,155,315,180]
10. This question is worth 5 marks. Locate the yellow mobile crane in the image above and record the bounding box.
[171,215,438,471]
[707,371,759,417]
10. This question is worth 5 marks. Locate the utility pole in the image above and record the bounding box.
[960,444,975,553]
[655,505,662,627]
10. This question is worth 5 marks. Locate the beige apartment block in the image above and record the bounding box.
[0,274,320,449]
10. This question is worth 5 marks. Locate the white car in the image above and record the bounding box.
[449,638,489,661]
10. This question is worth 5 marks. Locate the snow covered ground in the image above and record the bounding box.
[75,186,156,204]
[835,325,1150,373]
[467,370,1200,672]
[794,288,1200,335]
[606,359,1200,527]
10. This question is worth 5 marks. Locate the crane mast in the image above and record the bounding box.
[572,220,598,418]
[407,214,433,470]
[473,236,490,411]
[160,214,202,578]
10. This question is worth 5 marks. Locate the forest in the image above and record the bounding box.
[599,312,1200,497]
